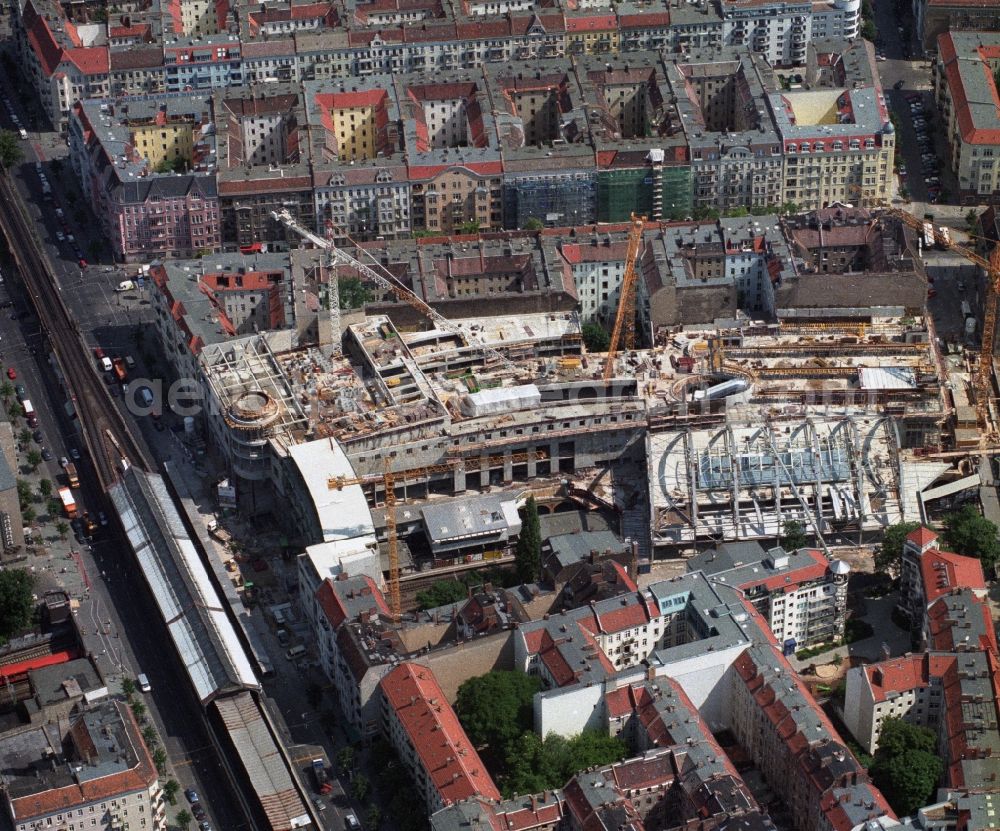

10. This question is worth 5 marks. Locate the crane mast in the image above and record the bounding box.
[272,210,521,374]
[603,215,646,381]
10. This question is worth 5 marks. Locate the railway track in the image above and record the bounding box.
[0,173,152,488]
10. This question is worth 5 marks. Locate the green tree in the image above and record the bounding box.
[152,747,167,775]
[458,220,480,235]
[0,130,23,170]
[861,18,877,40]
[724,206,749,218]
[515,496,541,583]
[122,677,136,698]
[455,670,542,751]
[582,322,611,353]
[25,449,41,471]
[870,719,943,816]
[17,429,30,447]
[46,498,61,519]
[336,746,355,774]
[875,521,921,576]
[38,479,51,497]
[176,809,192,829]
[163,779,179,805]
[522,217,544,230]
[966,208,981,234]
[943,504,1000,572]
[131,699,146,720]
[142,725,158,748]
[780,519,808,551]
[351,773,370,801]
[2,383,18,403]
[338,276,370,310]
[16,479,31,510]
[415,579,468,610]
[365,804,382,829]
[22,506,35,525]
[56,521,69,541]
[0,569,34,643]
[501,731,627,798]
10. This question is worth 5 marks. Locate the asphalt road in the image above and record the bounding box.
[0,69,247,831]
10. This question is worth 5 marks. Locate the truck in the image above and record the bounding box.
[207,519,232,544]
[59,487,77,518]
[311,759,332,794]
[21,399,37,427]
[64,461,79,489]
[112,357,127,383]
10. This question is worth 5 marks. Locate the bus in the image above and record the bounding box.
[59,487,77,518]
[22,399,37,427]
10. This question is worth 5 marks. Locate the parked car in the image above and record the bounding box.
[69,447,80,460]
[31,429,42,443]
[41,448,52,461]
[7,367,16,380]
[185,789,199,804]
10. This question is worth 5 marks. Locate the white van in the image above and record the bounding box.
[285,645,306,660]
[18,128,27,140]
[116,280,135,292]
[100,356,113,372]
[137,673,151,692]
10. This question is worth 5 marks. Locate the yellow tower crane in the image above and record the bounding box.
[603,214,647,381]
[329,450,545,619]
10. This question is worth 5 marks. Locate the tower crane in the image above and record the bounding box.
[271,210,521,375]
[329,450,545,619]
[603,214,646,381]
[879,208,1000,440]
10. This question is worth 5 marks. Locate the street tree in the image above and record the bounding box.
[455,670,541,750]
[56,521,69,541]
[121,677,136,698]
[38,479,51,497]
[350,773,370,801]
[25,449,41,471]
[176,809,192,829]
[47,498,62,519]
[515,496,541,583]
[0,130,23,170]
[131,699,146,720]
[0,569,34,643]
[336,746,355,774]
[142,725,158,748]
[152,748,167,775]
[943,504,1000,572]
[21,506,35,525]
[163,779,179,804]
[17,429,30,445]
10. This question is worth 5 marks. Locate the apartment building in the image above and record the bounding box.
[775,40,895,208]
[721,0,860,66]
[915,0,1000,52]
[843,652,954,753]
[688,541,850,652]
[0,701,165,831]
[379,662,501,813]
[13,0,110,129]
[898,526,988,629]
[69,95,221,261]
[936,31,1000,204]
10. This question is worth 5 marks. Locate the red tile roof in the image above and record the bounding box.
[906,526,938,550]
[919,547,986,604]
[380,663,500,807]
[938,34,1000,145]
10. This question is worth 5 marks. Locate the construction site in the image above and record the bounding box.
[156,202,1000,595]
